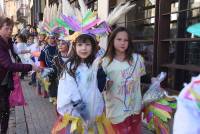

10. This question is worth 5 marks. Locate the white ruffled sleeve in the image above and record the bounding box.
[132,84,142,114]
[57,71,82,116]
[138,54,146,77]
[133,54,145,114]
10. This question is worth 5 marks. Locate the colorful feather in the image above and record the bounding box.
[86,28,109,35]
[41,3,63,35]
[143,98,176,134]
[82,18,101,31]
[82,11,97,25]
[82,10,93,23]
[56,18,70,29]
[67,16,81,31]
[61,15,77,31]
[82,16,97,27]
[153,103,172,112]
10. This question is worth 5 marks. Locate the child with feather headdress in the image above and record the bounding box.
[37,3,62,103]
[51,0,136,133]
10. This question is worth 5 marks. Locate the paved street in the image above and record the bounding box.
[8,78,57,134]
[7,77,154,134]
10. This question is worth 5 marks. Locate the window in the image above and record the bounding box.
[158,0,200,90]
[110,0,200,91]
[125,0,155,83]
[70,0,97,10]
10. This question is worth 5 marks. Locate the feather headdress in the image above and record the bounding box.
[39,3,67,36]
[57,0,111,42]
[56,0,113,40]
[58,0,135,46]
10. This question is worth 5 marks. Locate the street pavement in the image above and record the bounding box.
[8,77,154,134]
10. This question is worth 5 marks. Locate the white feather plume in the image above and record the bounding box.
[50,5,53,22]
[106,1,135,26]
[74,7,82,20]
[53,4,58,19]
[43,5,47,22]
[49,5,53,23]
[44,4,50,23]
[57,2,62,18]
[62,0,75,16]
[41,3,62,33]
[78,0,88,17]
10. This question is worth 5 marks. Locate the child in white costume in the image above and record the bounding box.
[173,75,200,134]
[56,34,105,133]
[14,34,31,64]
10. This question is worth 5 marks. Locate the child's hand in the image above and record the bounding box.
[32,65,42,72]
[72,100,89,121]
[105,80,113,90]
[41,68,54,78]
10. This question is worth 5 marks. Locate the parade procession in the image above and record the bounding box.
[0,0,200,134]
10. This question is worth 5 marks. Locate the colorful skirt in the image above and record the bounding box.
[51,114,115,134]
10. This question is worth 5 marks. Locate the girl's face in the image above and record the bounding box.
[27,37,34,44]
[58,40,69,53]
[48,36,56,44]
[113,31,129,54]
[76,40,92,60]
[38,34,45,41]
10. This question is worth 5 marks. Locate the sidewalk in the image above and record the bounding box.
[8,77,154,134]
[8,78,57,134]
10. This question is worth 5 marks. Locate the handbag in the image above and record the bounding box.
[9,73,26,107]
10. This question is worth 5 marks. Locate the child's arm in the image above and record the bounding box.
[138,55,146,77]
[57,71,82,117]
[97,66,107,92]
[133,54,146,114]
[38,50,46,67]
[97,57,113,92]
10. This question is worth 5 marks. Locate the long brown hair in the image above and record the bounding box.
[103,27,134,65]
[65,34,97,80]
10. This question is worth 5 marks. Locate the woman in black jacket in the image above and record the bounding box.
[0,17,40,134]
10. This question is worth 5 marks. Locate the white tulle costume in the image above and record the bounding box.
[173,75,200,134]
[57,59,104,123]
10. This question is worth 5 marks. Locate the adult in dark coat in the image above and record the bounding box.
[0,17,39,134]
